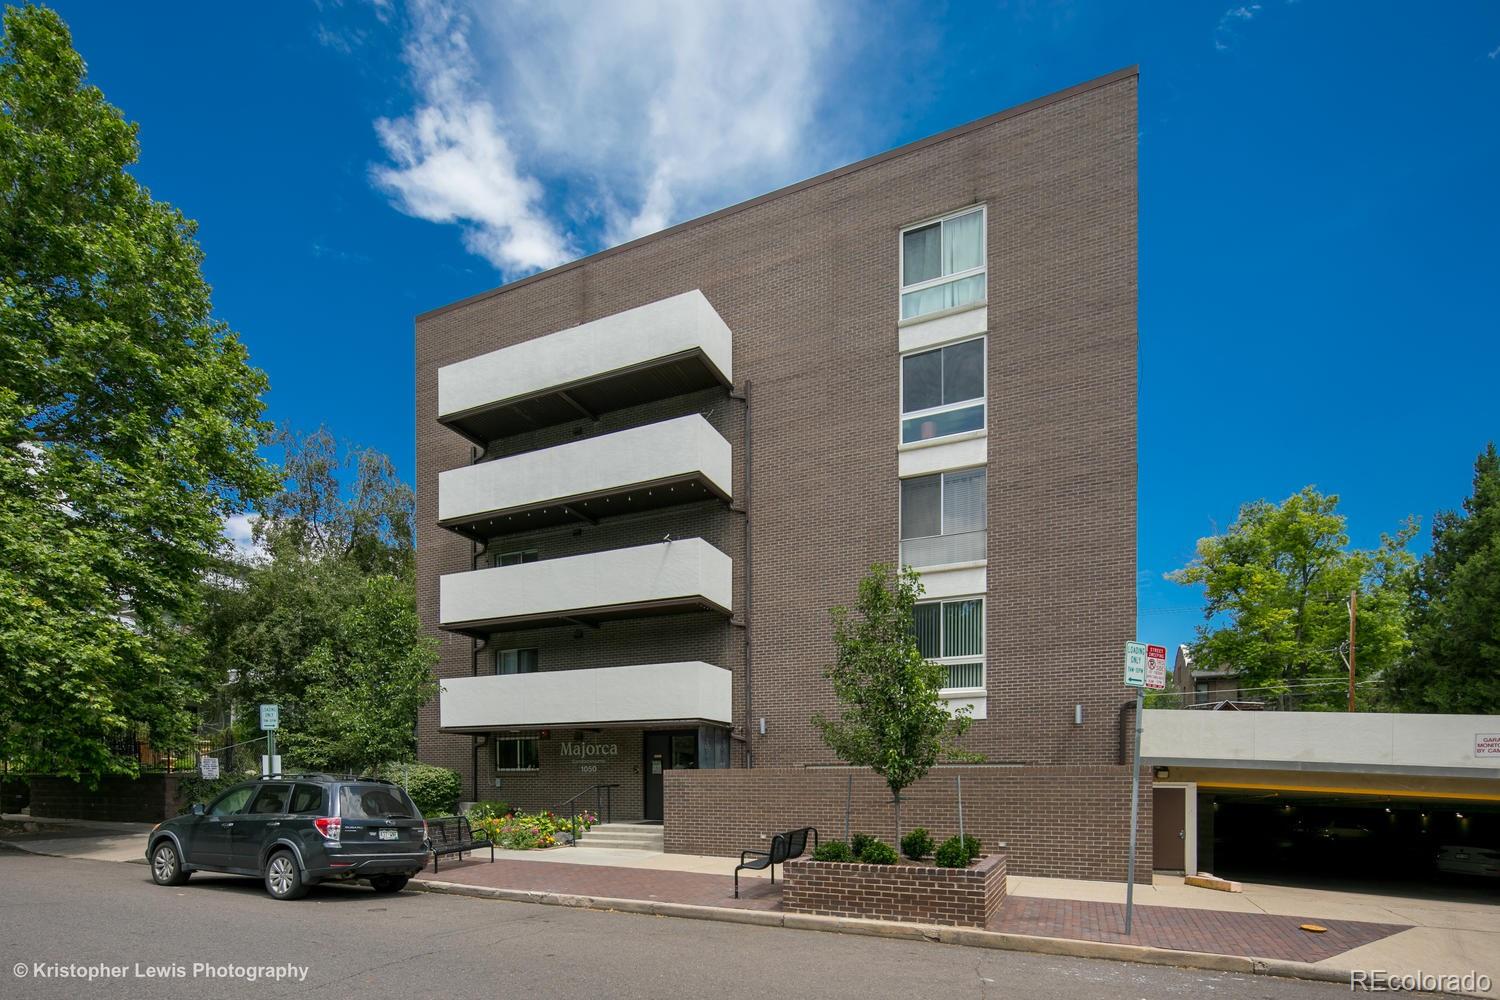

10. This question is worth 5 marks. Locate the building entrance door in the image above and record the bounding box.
[643,730,697,822]
[1153,786,1186,871]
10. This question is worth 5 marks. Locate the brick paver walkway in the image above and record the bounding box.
[417,856,782,910]
[418,855,1409,963]
[992,897,1408,964]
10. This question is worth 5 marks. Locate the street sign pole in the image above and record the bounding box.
[1125,683,1143,935]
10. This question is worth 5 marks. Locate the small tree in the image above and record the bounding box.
[812,563,978,843]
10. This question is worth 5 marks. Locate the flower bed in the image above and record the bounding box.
[468,809,598,850]
[782,849,1006,927]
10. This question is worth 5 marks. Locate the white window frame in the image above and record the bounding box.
[899,465,987,542]
[898,335,987,447]
[495,737,540,772]
[495,647,539,676]
[899,205,987,322]
[915,595,986,694]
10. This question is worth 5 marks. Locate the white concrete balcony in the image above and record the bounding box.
[437,414,732,538]
[439,538,733,635]
[437,289,733,444]
[437,661,732,732]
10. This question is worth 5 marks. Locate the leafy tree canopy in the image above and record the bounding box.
[813,563,977,841]
[1385,444,1500,714]
[1169,487,1415,711]
[202,428,433,774]
[0,5,274,780]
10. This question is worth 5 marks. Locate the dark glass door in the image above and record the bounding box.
[643,730,697,821]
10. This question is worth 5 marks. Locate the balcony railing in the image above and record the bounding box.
[439,538,733,635]
[437,414,732,539]
[437,661,733,731]
[437,289,733,444]
[900,529,987,569]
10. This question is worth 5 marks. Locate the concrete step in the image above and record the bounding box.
[579,824,664,851]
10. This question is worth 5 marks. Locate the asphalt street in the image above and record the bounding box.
[0,847,1421,1000]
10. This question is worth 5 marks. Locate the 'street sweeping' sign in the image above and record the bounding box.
[1145,644,1168,692]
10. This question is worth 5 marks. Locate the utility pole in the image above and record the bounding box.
[1347,589,1357,713]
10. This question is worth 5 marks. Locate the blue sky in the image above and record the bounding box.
[45,1,1500,655]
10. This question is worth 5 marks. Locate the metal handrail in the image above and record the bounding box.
[550,783,620,846]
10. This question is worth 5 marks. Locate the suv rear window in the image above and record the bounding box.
[339,784,417,819]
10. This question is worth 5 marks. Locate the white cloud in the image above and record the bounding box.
[372,0,849,277]
[1215,3,1263,51]
[222,513,267,564]
[1488,43,1500,60]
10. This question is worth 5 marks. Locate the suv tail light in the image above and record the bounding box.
[313,816,342,841]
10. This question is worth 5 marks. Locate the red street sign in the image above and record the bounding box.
[1145,645,1168,691]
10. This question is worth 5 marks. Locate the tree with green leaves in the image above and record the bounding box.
[1169,487,1415,711]
[813,563,978,842]
[202,428,434,774]
[1384,444,1500,714]
[0,5,274,780]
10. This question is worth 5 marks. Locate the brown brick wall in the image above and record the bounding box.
[662,765,1152,883]
[476,731,645,820]
[29,773,187,824]
[415,70,1138,820]
[783,850,1007,927]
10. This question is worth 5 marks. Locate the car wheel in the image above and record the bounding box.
[369,875,409,894]
[150,840,190,886]
[263,850,308,901]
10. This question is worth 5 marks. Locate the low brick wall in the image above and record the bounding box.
[28,773,187,823]
[784,851,1006,927]
[663,765,1151,883]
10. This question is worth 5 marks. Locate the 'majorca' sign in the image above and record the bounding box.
[560,742,619,758]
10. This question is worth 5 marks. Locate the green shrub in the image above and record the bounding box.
[962,835,982,860]
[900,827,933,861]
[850,832,877,858]
[373,761,461,817]
[466,800,512,823]
[934,836,970,868]
[812,840,853,862]
[858,839,899,865]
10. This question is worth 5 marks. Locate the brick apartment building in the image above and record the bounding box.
[415,68,1143,878]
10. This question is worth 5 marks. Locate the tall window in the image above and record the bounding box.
[900,337,985,444]
[900,467,987,567]
[901,207,986,320]
[914,598,985,691]
[496,738,539,771]
[496,648,539,675]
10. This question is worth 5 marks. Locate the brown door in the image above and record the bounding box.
[1153,787,1186,871]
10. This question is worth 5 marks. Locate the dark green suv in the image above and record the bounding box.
[146,775,428,900]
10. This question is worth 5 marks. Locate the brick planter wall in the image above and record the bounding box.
[783,851,1007,927]
[664,765,1151,882]
[28,773,187,823]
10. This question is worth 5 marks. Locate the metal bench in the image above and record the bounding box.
[734,825,817,898]
[426,816,493,874]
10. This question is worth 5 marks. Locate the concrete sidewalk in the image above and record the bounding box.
[0,813,152,863]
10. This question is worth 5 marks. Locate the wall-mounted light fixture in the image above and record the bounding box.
[1074,704,1084,725]
[758,717,766,736]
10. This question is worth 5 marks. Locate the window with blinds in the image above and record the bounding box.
[913,597,985,692]
[900,207,987,321]
[900,467,987,567]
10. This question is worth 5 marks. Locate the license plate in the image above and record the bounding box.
[378,828,399,840]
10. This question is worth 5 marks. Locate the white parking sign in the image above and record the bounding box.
[1124,642,1146,687]
[259,704,279,730]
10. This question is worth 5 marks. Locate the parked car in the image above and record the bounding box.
[1435,845,1500,879]
[146,775,428,900]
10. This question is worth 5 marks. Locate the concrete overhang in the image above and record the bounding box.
[438,538,732,636]
[437,414,732,539]
[436,289,733,445]
[437,661,733,732]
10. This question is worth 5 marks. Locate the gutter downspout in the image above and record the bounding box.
[743,379,753,768]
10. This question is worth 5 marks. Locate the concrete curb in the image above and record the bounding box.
[410,878,1370,990]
